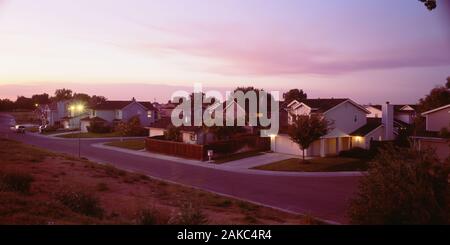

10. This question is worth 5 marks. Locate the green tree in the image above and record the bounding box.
[116,116,147,137]
[349,146,450,224]
[54,88,73,101]
[283,89,307,104]
[14,96,34,110]
[419,0,437,10]
[164,125,181,141]
[31,93,50,105]
[73,93,91,103]
[418,82,450,113]
[288,114,331,161]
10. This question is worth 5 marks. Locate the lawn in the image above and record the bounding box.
[105,140,146,151]
[0,137,315,225]
[214,151,264,164]
[57,132,124,138]
[253,157,370,172]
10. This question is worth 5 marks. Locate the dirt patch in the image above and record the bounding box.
[0,138,313,225]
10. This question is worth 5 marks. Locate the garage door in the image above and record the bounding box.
[274,135,303,156]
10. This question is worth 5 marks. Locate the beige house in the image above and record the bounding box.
[412,104,450,161]
[271,99,396,158]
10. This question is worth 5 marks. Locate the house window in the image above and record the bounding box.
[354,115,358,122]
[147,111,152,118]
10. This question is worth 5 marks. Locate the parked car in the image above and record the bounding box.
[14,125,26,134]
[39,125,48,133]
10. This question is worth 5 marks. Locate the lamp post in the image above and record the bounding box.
[70,104,85,159]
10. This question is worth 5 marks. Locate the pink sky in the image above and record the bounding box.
[0,0,449,104]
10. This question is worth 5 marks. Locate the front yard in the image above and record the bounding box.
[57,132,124,138]
[0,138,315,225]
[253,157,370,172]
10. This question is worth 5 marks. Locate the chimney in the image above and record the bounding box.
[382,101,394,140]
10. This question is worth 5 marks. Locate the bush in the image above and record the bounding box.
[348,146,450,224]
[87,121,112,134]
[55,187,104,217]
[136,207,170,225]
[171,201,208,225]
[339,147,373,159]
[116,116,147,137]
[0,171,34,194]
[41,125,59,133]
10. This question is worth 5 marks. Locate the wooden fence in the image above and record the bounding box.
[145,136,205,160]
[145,135,270,161]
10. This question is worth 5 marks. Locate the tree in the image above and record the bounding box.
[419,0,437,10]
[89,95,107,107]
[283,89,307,104]
[164,125,181,141]
[446,76,450,89]
[349,146,450,224]
[14,96,34,110]
[73,93,91,103]
[288,114,331,161]
[54,89,73,101]
[418,79,450,113]
[31,93,50,105]
[0,99,14,111]
[116,116,147,137]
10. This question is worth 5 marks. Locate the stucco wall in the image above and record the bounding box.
[325,101,367,135]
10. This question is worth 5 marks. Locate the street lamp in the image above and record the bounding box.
[74,104,85,159]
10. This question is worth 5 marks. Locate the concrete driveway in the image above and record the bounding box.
[0,113,361,224]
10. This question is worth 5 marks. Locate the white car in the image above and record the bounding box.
[13,125,26,134]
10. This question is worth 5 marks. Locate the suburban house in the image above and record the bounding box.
[61,102,89,129]
[412,104,450,161]
[148,118,216,145]
[35,100,72,126]
[365,104,417,124]
[148,99,249,145]
[271,99,397,157]
[80,98,157,132]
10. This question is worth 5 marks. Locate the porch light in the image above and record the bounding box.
[69,105,75,111]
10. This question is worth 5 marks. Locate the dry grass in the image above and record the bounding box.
[253,157,369,172]
[0,138,312,225]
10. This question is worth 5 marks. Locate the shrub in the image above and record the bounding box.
[116,116,147,137]
[87,121,112,134]
[171,201,208,225]
[136,207,170,225]
[55,187,104,217]
[41,125,59,133]
[339,147,373,159]
[348,146,450,224]
[0,171,34,194]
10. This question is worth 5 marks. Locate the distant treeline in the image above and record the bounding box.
[0,88,107,111]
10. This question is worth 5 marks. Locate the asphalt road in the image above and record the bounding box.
[0,114,360,224]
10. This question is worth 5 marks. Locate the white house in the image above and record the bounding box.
[365,104,417,125]
[271,99,396,157]
[412,104,450,161]
[421,104,450,132]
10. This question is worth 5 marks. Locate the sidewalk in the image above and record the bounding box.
[92,142,365,177]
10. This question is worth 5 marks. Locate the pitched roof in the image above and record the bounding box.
[350,118,383,136]
[421,104,450,116]
[92,100,155,111]
[80,116,107,122]
[149,118,202,133]
[288,98,357,113]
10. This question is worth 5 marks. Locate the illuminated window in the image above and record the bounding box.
[147,111,153,118]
